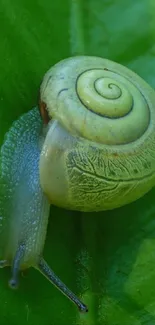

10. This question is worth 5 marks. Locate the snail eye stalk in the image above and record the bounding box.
[37,258,88,313]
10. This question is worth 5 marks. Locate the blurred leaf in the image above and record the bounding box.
[0,0,155,324]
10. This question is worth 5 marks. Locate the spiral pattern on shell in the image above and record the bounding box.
[40,56,153,145]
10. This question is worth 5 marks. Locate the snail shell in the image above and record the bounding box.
[39,56,155,211]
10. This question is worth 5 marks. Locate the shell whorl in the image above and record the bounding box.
[40,56,154,145]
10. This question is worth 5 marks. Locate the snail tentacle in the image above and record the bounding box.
[37,258,88,313]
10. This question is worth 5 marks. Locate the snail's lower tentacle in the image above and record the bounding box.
[9,243,25,289]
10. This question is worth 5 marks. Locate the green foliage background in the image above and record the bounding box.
[0,0,155,324]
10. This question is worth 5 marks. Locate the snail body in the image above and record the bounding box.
[0,108,50,269]
[0,108,87,312]
[0,55,155,311]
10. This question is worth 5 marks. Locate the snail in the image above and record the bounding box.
[1,55,155,312]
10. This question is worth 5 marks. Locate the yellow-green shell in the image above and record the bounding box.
[39,56,155,212]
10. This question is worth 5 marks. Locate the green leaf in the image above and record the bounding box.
[0,0,155,324]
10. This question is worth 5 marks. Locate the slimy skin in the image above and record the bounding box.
[0,108,50,269]
[0,108,87,312]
